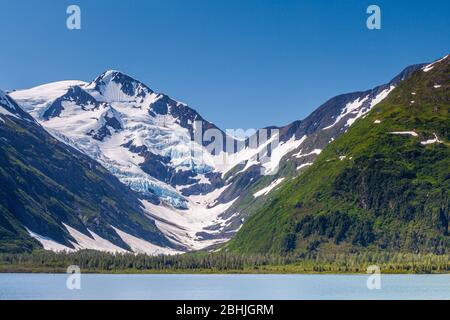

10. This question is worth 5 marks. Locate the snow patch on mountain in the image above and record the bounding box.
[0,90,35,123]
[421,133,442,145]
[0,91,16,119]
[63,224,127,253]
[11,81,87,118]
[389,131,418,137]
[253,178,285,198]
[221,134,307,178]
[323,85,395,131]
[26,228,75,252]
[0,103,19,121]
[144,186,238,250]
[293,148,322,158]
[28,223,181,255]
[262,135,306,175]
[296,162,313,170]
[323,96,369,130]
[423,55,448,72]
[112,227,182,255]
[347,86,395,127]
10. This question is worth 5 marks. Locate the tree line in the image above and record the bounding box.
[0,250,448,273]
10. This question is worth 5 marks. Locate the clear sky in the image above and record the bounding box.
[0,0,448,129]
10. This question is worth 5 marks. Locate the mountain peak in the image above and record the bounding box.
[86,70,154,102]
[97,69,132,81]
[90,70,146,88]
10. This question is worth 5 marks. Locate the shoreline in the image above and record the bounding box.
[2,251,448,275]
[1,267,449,275]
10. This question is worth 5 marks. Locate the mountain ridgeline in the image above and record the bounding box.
[0,54,448,256]
[227,55,450,255]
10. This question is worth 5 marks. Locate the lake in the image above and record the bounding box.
[0,274,449,300]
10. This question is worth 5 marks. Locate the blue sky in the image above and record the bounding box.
[0,0,448,129]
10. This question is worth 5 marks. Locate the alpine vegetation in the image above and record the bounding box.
[1,54,447,258]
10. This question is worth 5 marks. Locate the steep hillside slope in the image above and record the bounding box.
[227,55,450,255]
[10,64,422,251]
[216,63,423,234]
[0,90,177,254]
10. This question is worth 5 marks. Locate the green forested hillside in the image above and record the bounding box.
[227,55,450,255]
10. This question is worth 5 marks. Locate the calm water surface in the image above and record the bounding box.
[0,274,449,300]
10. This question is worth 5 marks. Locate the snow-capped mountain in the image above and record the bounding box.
[9,63,424,252]
[0,90,180,255]
[11,71,243,250]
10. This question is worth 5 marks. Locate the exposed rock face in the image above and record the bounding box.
[8,62,425,252]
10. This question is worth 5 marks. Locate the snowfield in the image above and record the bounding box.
[26,224,182,255]
[11,71,254,253]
